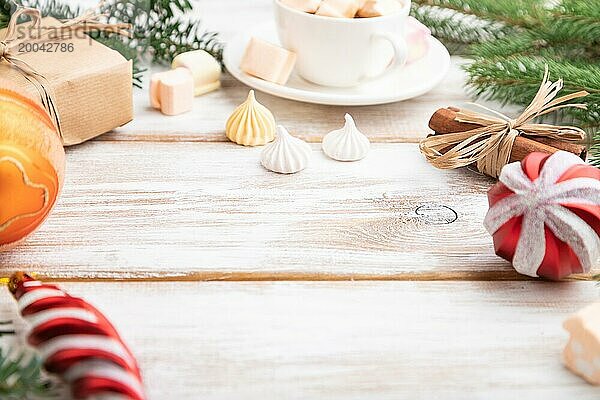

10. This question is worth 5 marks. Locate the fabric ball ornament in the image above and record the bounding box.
[484,151,600,280]
[8,272,146,400]
[0,85,65,250]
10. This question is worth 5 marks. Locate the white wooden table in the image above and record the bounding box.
[1,1,599,398]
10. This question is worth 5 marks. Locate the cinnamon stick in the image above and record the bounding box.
[428,107,587,161]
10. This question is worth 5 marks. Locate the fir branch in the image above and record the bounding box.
[0,348,59,399]
[588,141,600,167]
[539,16,600,59]
[464,57,600,128]
[469,32,597,62]
[0,0,14,28]
[17,0,77,19]
[140,17,223,65]
[0,0,223,83]
[466,56,600,166]
[415,0,600,163]
[94,34,146,87]
[410,3,512,55]
[411,0,546,29]
[99,0,223,65]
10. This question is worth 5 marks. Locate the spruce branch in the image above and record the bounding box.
[412,0,600,164]
[410,3,512,55]
[464,56,600,133]
[411,0,546,29]
[0,348,59,399]
[537,16,600,59]
[98,0,223,65]
[18,0,77,19]
[0,0,15,28]
[469,32,597,62]
[0,11,7,27]
[0,0,223,84]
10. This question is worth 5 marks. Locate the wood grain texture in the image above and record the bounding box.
[101,61,469,143]
[2,281,599,399]
[0,141,525,280]
[1,1,595,398]
[2,141,595,280]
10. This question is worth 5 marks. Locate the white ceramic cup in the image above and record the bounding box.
[274,0,410,87]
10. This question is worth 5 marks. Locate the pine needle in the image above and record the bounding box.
[0,348,59,399]
[412,0,600,165]
[0,0,223,86]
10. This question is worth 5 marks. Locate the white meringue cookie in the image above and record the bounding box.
[322,114,370,161]
[261,125,312,174]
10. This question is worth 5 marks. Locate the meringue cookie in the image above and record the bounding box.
[322,114,370,161]
[261,125,311,174]
[226,90,276,146]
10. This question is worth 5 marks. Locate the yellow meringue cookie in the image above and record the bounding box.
[226,90,276,146]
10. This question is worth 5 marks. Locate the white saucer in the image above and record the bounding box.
[224,23,450,106]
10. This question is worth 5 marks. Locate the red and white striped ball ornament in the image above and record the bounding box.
[8,272,146,400]
[484,151,600,280]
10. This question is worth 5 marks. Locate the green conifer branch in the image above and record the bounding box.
[0,347,59,399]
[98,0,223,65]
[410,3,512,55]
[412,0,546,29]
[464,57,600,118]
[0,0,223,86]
[412,0,600,165]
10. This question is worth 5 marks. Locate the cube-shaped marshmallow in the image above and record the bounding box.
[280,0,322,13]
[149,68,194,116]
[357,0,403,17]
[172,50,221,96]
[240,37,297,85]
[316,0,360,18]
[563,302,600,385]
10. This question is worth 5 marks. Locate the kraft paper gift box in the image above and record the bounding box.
[0,17,133,146]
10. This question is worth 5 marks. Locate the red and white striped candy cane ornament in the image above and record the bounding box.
[8,272,146,400]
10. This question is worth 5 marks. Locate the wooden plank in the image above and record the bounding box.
[100,61,469,144]
[3,140,590,281]
[2,281,598,399]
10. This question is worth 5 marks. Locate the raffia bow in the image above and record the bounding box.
[419,67,589,178]
[0,5,131,137]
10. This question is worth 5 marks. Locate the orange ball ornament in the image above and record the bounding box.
[0,86,65,250]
